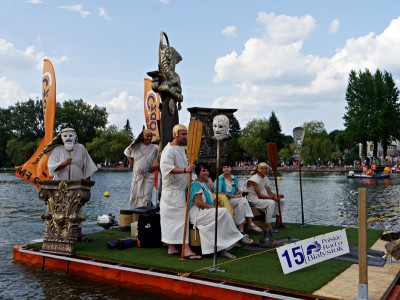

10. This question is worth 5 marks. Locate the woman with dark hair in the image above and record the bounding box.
[189,163,252,259]
[215,161,262,233]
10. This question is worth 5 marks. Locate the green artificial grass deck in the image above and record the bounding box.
[28,224,382,295]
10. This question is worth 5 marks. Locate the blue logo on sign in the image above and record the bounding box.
[306,241,321,255]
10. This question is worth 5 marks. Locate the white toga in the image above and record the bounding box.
[246,173,284,223]
[189,182,243,255]
[48,144,97,180]
[159,143,189,244]
[124,143,159,208]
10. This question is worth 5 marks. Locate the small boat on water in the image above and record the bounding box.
[347,171,390,179]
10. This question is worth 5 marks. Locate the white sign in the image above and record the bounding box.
[276,229,350,274]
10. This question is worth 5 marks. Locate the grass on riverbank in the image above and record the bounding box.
[28,224,382,296]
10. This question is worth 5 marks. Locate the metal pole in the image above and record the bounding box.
[209,139,225,273]
[299,155,305,226]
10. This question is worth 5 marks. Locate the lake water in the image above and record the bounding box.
[1,170,399,299]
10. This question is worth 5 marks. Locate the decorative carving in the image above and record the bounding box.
[152,32,183,110]
[148,32,183,150]
[187,107,237,179]
[37,179,94,255]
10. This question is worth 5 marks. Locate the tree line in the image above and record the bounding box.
[1,68,399,168]
[0,99,133,167]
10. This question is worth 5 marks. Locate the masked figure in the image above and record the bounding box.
[47,128,97,180]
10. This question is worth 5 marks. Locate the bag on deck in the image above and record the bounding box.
[137,213,162,248]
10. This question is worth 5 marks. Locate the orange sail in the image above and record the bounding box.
[15,59,56,188]
[143,78,161,142]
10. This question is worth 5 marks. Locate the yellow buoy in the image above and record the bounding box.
[277,177,282,180]
[104,191,110,197]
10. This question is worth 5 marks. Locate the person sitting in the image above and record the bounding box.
[214,161,262,234]
[246,162,285,233]
[189,163,252,259]
[205,177,235,216]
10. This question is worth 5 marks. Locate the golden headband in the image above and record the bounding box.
[257,162,268,172]
[172,124,187,137]
[143,129,152,136]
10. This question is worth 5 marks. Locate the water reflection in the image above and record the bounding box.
[0,171,399,299]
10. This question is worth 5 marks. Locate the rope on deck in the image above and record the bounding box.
[178,247,277,277]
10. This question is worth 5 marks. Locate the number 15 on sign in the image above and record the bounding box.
[276,230,349,274]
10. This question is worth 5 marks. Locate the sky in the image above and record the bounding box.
[1,0,400,137]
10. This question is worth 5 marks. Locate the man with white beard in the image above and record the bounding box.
[47,128,97,180]
[46,128,98,242]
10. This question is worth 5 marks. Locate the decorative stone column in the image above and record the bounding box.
[187,107,237,179]
[37,179,95,255]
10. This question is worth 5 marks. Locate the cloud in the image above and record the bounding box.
[256,12,316,44]
[58,5,90,18]
[221,25,237,38]
[329,19,340,34]
[212,13,400,133]
[26,0,42,4]
[0,39,43,71]
[98,7,111,20]
[0,77,36,106]
[160,0,171,4]
[93,90,143,129]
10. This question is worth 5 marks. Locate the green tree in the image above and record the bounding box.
[0,108,13,167]
[343,69,400,160]
[123,119,134,140]
[301,121,332,165]
[4,98,109,166]
[278,145,295,165]
[55,99,108,145]
[86,125,132,164]
[6,138,40,166]
[9,99,44,139]
[238,118,269,161]
[343,69,375,157]
[228,116,241,138]
[282,134,294,148]
[5,99,44,166]
[375,70,400,158]
[266,111,284,149]
[226,116,245,163]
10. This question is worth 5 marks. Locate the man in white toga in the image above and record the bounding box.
[159,124,201,259]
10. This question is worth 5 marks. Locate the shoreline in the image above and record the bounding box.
[0,166,375,174]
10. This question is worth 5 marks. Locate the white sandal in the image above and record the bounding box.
[219,251,236,259]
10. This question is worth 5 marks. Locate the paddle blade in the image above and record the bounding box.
[266,142,278,174]
[187,120,203,165]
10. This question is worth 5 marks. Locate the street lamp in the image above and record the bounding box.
[293,127,306,227]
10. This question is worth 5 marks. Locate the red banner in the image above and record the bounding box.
[15,59,56,188]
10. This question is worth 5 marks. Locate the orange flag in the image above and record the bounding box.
[15,59,56,188]
[143,78,161,142]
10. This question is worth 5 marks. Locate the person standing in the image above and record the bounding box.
[124,129,159,208]
[214,161,262,234]
[46,128,98,241]
[246,162,284,232]
[159,124,201,259]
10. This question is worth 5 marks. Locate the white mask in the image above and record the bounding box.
[61,130,77,151]
[213,115,230,140]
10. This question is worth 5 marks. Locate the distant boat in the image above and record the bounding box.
[347,171,390,179]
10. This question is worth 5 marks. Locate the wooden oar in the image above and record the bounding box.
[180,119,203,260]
[266,142,283,226]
